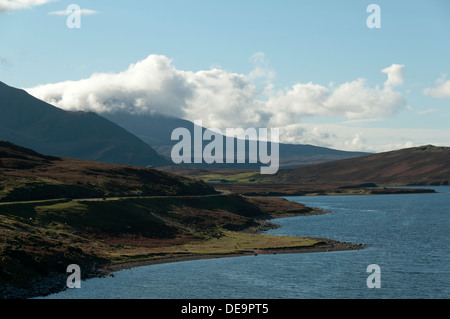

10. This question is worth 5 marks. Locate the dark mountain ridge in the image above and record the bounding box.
[103,112,371,169]
[0,81,170,167]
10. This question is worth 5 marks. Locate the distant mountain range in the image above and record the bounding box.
[0,80,371,169]
[0,81,170,167]
[103,112,371,168]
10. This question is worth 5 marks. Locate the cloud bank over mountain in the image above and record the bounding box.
[27,54,407,130]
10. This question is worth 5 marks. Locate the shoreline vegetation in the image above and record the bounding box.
[98,238,364,276]
[0,194,364,299]
[96,201,362,276]
[214,186,438,197]
[0,141,442,299]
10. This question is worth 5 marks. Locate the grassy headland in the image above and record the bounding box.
[0,194,360,298]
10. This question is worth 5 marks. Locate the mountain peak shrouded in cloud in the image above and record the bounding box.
[26,54,407,151]
[3,2,450,154]
[0,80,170,167]
[27,55,194,118]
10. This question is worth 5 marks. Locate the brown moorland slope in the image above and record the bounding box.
[161,145,449,195]
[0,142,352,298]
[271,144,450,186]
[0,140,215,202]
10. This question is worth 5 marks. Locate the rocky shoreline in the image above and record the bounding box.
[1,272,67,299]
[1,236,364,299]
[0,201,363,299]
[97,238,365,276]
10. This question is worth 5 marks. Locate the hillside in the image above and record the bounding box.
[272,144,450,186]
[0,193,345,298]
[171,145,449,195]
[0,81,170,167]
[0,142,354,298]
[0,141,214,202]
[103,112,371,168]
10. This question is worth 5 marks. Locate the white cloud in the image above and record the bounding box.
[248,51,275,96]
[48,8,97,15]
[346,132,366,150]
[248,52,275,80]
[183,68,264,129]
[424,80,450,98]
[417,108,439,115]
[381,63,405,87]
[26,55,410,150]
[28,55,193,117]
[265,76,405,126]
[0,0,56,12]
[280,123,449,153]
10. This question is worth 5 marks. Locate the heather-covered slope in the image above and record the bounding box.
[0,141,214,202]
[172,145,449,195]
[271,144,450,186]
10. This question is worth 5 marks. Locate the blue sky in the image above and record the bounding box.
[1,0,449,152]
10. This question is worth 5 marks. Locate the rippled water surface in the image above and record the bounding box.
[41,186,450,299]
